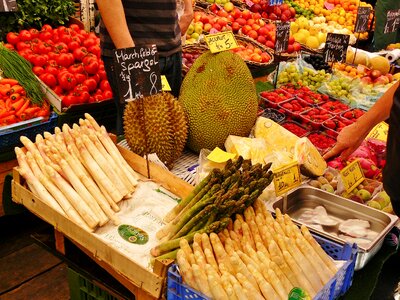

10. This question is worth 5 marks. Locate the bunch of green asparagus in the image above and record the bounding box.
[150,157,274,258]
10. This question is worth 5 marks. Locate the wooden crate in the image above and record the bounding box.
[0,158,18,216]
[12,145,194,299]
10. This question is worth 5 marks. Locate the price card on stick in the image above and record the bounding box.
[113,44,162,103]
[340,160,365,193]
[354,6,371,33]
[204,32,239,53]
[161,75,171,91]
[384,9,400,34]
[366,121,388,142]
[323,33,350,63]
[275,22,291,53]
[273,161,301,196]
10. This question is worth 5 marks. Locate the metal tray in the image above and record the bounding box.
[272,186,398,270]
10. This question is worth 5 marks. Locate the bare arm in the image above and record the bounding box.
[323,81,399,160]
[179,0,194,36]
[96,0,135,48]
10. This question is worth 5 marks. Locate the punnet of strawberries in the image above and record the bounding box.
[320,100,350,114]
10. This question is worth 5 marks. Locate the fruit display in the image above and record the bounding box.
[299,107,333,129]
[179,51,258,153]
[320,100,350,114]
[152,157,274,257]
[0,78,51,126]
[230,40,272,63]
[341,108,364,122]
[281,120,308,137]
[182,49,204,71]
[367,191,394,214]
[123,92,188,169]
[259,88,293,108]
[258,108,285,123]
[248,1,297,22]
[303,55,331,73]
[306,132,336,153]
[278,98,314,117]
[5,24,112,108]
[323,115,353,133]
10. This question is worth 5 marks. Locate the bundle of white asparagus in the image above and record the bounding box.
[15,113,139,231]
[176,199,338,300]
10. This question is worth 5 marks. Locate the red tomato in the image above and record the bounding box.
[90,74,101,83]
[74,84,89,93]
[74,73,87,84]
[39,30,52,41]
[58,72,77,90]
[6,32,19,45]
[56,53,73,68]
[37,42,52,54]
[82,38,97,49]
[99,80,111,91]
[19,30,32,42]
[29,28,40,39]
[4,43,14,50]
[69,24,81,32]
[68,63,84,74]
[53,86,63,96]
[73,47,88,61]
[31,54,47,67]
[98,70,107,80]
[83,60,99,74]
[94,94,104,102]
[83,78,97,92]
[32,66,45,76]
[54,42,69,54]
[102,90,113,99]
[62,95,80,107]
[45,65,59,76]
[68,40,81,51]
[16,41,31,51]
[39,73,57,88]
[41,24,53,32]
[88,45,100,58]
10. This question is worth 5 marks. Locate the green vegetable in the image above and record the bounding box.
[0,44,45,105]
[0,0,76,41]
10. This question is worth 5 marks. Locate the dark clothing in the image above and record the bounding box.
[100,0,181,58]
[383,86,400,216]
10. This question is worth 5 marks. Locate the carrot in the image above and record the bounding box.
[19,107,41,120]
[15,98,30,117]
[0,78,18,86]
[11,98,25,111]
[10,85,24,94]
[0,114,17,125]
[10,93,21,101]
[5,98,12,110]
[0,110,14,118]
[0,85,11,96]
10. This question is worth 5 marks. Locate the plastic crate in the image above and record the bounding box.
[167,235,358,300]
[0,112,58,153]
[67,267,121,300]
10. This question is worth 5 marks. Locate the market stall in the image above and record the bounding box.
[1,0,400,299]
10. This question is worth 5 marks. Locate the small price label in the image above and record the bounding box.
[384,9,400,34]
[270,0,283,6]
[207,147,236,163]
[273,161,301,196]
[354,6,371,33]
[366,121,388,142]
[161,75,171,91]
[340,160,365,193]
[245,0,254,7]
[324,33,350,63]
[275,22,291,53]
[204,32,239,53]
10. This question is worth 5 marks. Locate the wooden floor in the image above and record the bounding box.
[0,212,70,300]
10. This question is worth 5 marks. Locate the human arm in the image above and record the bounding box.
[323,81,399,160]
[179,0,194,36]
[96,0,135,48]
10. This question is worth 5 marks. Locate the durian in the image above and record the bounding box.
[123,92,188,169]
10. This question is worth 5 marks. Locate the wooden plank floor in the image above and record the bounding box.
[0,212,70,300]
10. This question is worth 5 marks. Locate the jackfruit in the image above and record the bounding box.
[179,51,258,153]
[123,92,188,169]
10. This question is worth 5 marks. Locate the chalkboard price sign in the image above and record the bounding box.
[269,0,283,6]
[113,44,162,103]
[384,9,400,34]
[275,22,290,53]
[354,6,371,33]
[323,33,350,63]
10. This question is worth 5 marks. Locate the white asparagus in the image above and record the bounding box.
[45,165,99,229]
[201,233,219,272]
[15,147,38,195]
[228,274,248,300]
[237,250,260,272]
[230,253,259,292]
[176,250,198,291]
[179,239,196,266]
[247,263,281,300]
[191,264,212,298]
[220,271,238,300]
[209,233,233,272]
[205,264,229,300]
[35,135,65,177]
[236,273,264,300]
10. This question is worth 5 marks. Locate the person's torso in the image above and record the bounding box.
[100,0,181,57]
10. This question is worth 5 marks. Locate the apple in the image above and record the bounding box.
[247,18,255,26]
[231,21,241,32]
[258,26,268,36]
[242,24,252,34]
[361,76,373,85]
[248,30,258,40]
[289,7,296,17]
[257,35,267,44]
[282,10,292,20]
[370,69,382,79]
[218,18,228,27]
[274,7,282,16]
[224,2,234,12]
[186,24,194,35]
[232,8,242,19]
[252,24,261,31]
[265,40,275,48]
[203,23,213,32]
[194,24,203,34]
[293,42,301,51]
[289,36,295,44]
[374,75,390,85]
[261,52,270,62]
[236,18,247,26]
[287,44,294,53]
[242,10,252,20]
[269,13,278,20]
[250,3,262,13]
[253,12,262,20]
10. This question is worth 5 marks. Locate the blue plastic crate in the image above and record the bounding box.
[0,112,58,153]
[167,235,358,300]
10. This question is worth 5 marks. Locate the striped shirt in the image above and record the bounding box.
[100,0,182,57]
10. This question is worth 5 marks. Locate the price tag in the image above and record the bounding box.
[161,75,171,91]
[207,147,236,163]
[245,0,254,7]
[366,121,388,142]
[324,1,335,10]
[323,33,350,63]
[384,9,400,34]
[354,6,371,33]
[113,44,162,102]
[204,32,239,53]
[340,160,365,193]
[273,161,301,196]
[270,0,283,6]
[275,22,290,53]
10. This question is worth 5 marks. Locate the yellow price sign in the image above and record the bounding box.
[366,121,388,142]
[207,147,236,163]
[273,161,301,196]
[161,75,171,91]
[204,32,239,53]
[340,159,365,193]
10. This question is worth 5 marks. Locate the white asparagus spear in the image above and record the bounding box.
[247,263,282,300]
[75,138,123,203]
[191,264,212,298]
[35,135,65,178]
[205,264,230,300]
[176,249,199,291]
[235,273,264,300]
[220,271,238,300]
[227,273,248,300]
[15,147,38,195]
[45,165,99,229]
[25,151,88,229]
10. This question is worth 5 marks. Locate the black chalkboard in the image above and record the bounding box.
[113,44,162,104]
[384,9,400,34]
[275,22,290,53]
[354,6,371,33]
[323,33,350,63]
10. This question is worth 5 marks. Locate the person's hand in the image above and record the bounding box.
[323,122,366,161]
[179,11,193,36]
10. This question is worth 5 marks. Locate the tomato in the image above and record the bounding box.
[47,52,58,60]
[32,66,45,76]
[6,32,19,45]
[31,54,47,67]
[19,49,32,60]
[41,24,53,32]
[74,84,89,93]
[74,73,86,84]
[98,70,107,80]
[39,30,52,41]
[62,95,80,107]
[19,30,32,42]
[94,94,104,102]
[83,78,97,92]
[29,29,40,39]
[58,72,77,90]
[99,80,111,91]
[90,74,101,83]
[39,73,57,88]
[69,24,81,32]
[83,60,99,74]
[68,63,84,74]
[102,90,113,99]
[53,86,63,96]
[54,42,69,54]
[73,90,90,103]
[4,44,14,50]
[73,47,88,61]
[68,40,80,51]
[37,42,52,54]
[56,53,73,68]
[61,34,72,44]
[16,41,31,51]
[45,65,59,76]
[83,38,97,49]
[88,45,100,58]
